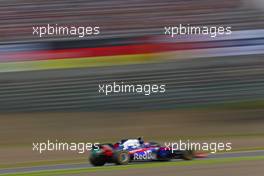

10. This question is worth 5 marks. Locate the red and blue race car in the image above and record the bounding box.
[89,138,206,166]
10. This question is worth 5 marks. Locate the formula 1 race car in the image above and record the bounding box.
[89,138,203,166]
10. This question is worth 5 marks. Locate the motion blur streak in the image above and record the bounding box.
[0,55,263,112]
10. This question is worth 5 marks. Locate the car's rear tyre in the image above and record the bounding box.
[182,150,194,160]
[113,150,130,165]
[89,154,106,166]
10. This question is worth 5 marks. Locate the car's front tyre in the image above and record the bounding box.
[182,150,194,160]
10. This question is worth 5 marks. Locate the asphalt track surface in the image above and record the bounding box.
[0,150,263,175]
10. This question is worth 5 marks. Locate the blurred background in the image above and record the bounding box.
[0,0,264,173]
